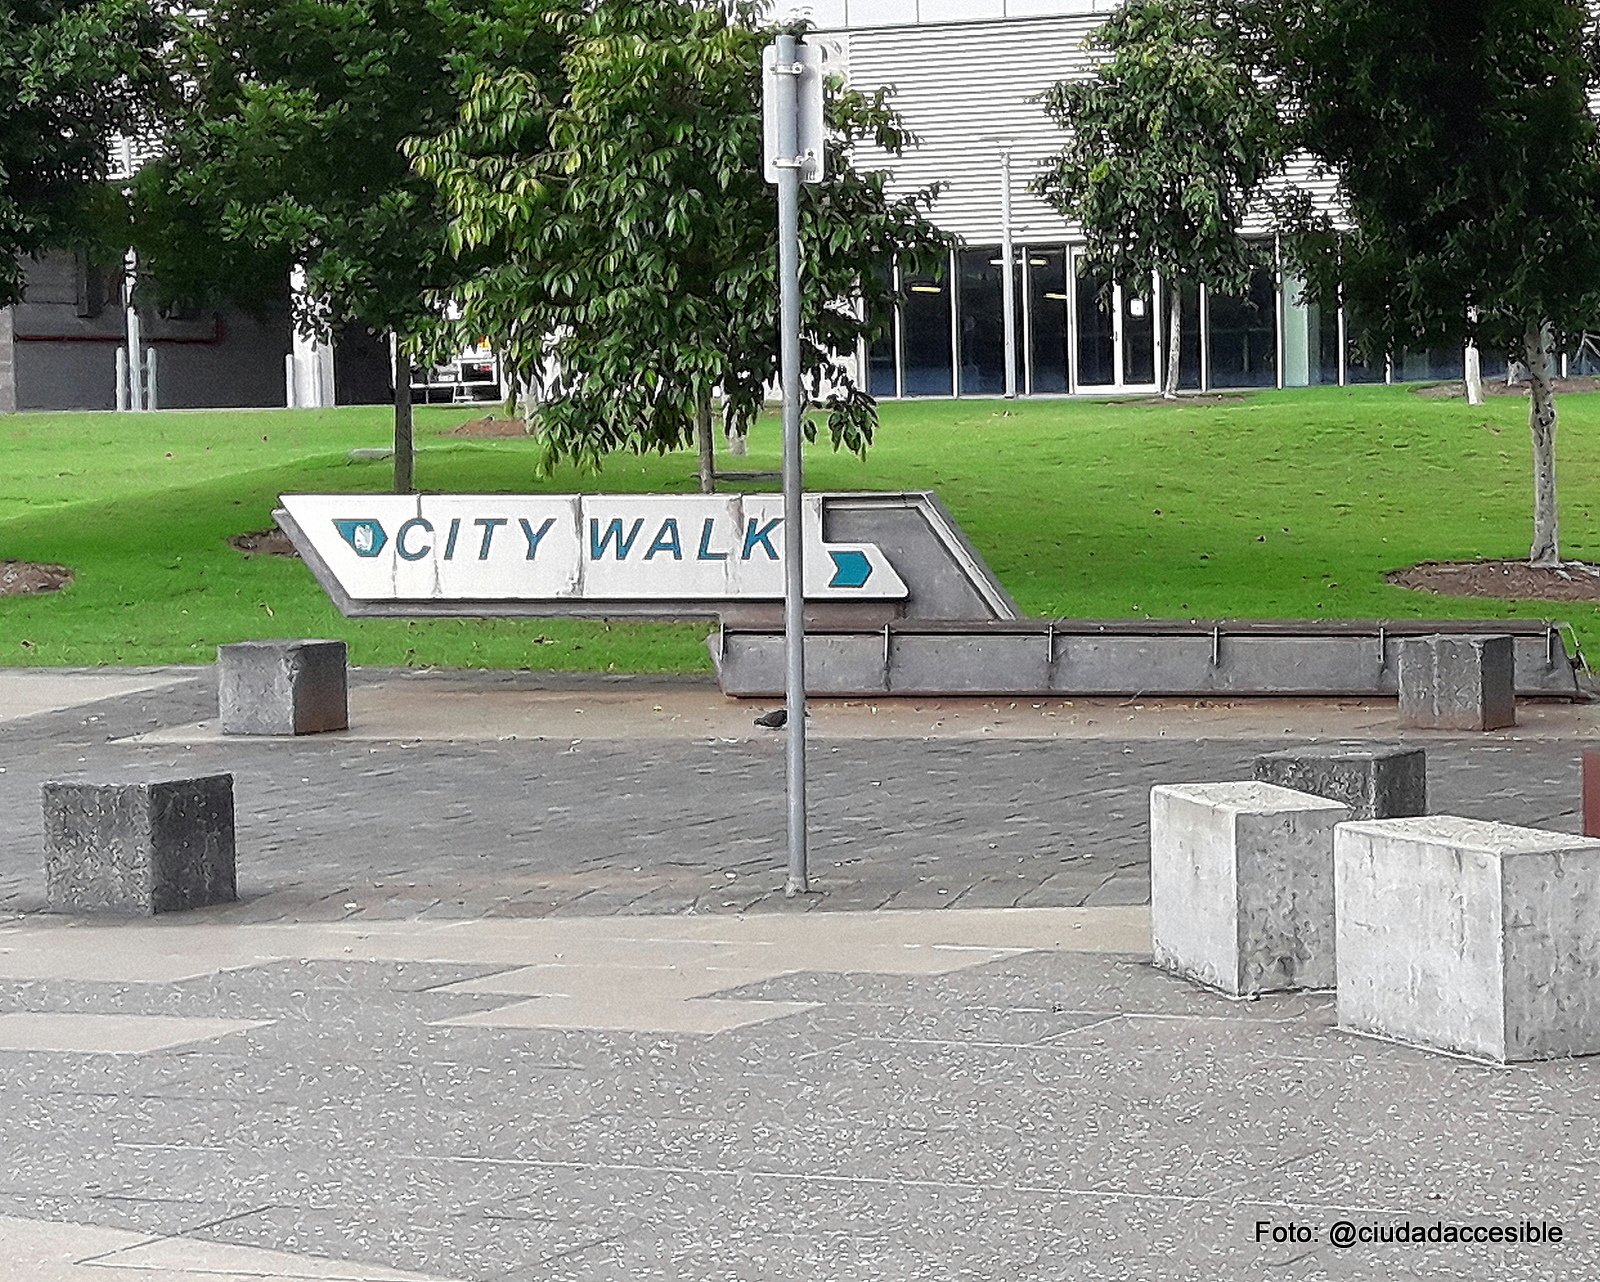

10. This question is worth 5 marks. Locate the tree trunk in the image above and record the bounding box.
[695,388,715,494]
[393,340,415,495]
[1163,284,1182,400]
[1525,318,1560,567]
[1464,342,1484,406]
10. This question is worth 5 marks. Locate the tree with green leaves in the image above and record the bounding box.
[1260,0,1600,565]
[1034,0,1282,399]
[133,0,552,490]
[0,0,168,310]
[409,0,948,491]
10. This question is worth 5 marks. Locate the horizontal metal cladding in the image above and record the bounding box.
[838,16,1102,243]
[834,18,1346,245]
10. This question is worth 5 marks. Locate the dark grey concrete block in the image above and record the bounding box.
[1398,634,1516,731]
[43,774,237,915]
[218,639,348,736]
[1253,743,1427,820]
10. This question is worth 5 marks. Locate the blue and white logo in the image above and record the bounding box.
[333,519,388,558]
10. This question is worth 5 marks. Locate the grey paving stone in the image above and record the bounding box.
[3,675,1600,1280]
[1,674,1590,919]
[0,947,1593,1279]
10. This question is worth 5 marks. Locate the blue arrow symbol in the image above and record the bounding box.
[333,519,389,558]
[828,548,873,589]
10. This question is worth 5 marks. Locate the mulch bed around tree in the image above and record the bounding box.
[0,561,73,597]
[445,416,528,438]
[229,528,300,558]
[1388,559,1600,603]
[1414,375,1600,400]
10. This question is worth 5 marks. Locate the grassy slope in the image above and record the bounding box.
[1,386,1596,671]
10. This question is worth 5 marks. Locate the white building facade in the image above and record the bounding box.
[790,0,1534,397]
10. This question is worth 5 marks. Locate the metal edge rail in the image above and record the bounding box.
[712,617,1589,701]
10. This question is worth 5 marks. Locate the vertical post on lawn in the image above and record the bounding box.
[124,249,143,413]
[773,32,808,896]
[999,144,1018,399]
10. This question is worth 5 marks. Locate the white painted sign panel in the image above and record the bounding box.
[278,493,908,604]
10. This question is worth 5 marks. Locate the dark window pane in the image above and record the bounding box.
[1207,268,1278,388]
[1344,300,1385,383]
[1396,345,1464,382]
[1172,278,1202,389]
[1477,345,1509,381]
[1027,247,1069,393]
[1122,276,1156,385]
[866,261,896,398]
[958,247,1006,395]
[1315,299,1340,384]
[902,258,953,397]
[1075,259,1115,388]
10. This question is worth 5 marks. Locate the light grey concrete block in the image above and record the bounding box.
[218,639,348,736]
[1336,815,1600,1062]
[1398,634,1515,731]
[1150,781,1351,995]
[1253,743,1426,820]
[43,775,237,915]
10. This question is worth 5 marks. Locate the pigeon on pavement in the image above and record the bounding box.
[754,709,787,729]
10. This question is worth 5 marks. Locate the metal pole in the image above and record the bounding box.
[775,33,808,896]
[999,146,1018,399]
[124,249,143,413]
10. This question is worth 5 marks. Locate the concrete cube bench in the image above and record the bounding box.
[1254,744,1426,821]
[1397,634,1515,731]
[43,774,237,915]
[218,639,348,736]
[1336,815,1600,1061]
[1150,781,1351,995]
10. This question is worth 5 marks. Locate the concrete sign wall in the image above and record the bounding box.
[278,493,909,608]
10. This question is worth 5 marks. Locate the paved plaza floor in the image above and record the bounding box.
[0,667,1598,1278]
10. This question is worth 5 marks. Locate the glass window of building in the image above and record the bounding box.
[1344,301,1386,383]
[1121,276,1157,386]
[901,256,954,397]
[1159,278,1204,390]
[1207,267,1278,388]
[1027,247,1070,393]
[1282,278,1340,386]
[1074,258,1115,388]
[957,247,1008,395]
[1476,343,1510,382]
[866,261,897,398]
[1396,344,1464,382]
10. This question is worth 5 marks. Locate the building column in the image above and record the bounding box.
[0,306,17,414]
[998,145,1018,399]
[1281,271,1313,388]
[287,266,336,408]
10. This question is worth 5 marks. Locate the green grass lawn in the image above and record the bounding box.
[2,386,1598,671]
